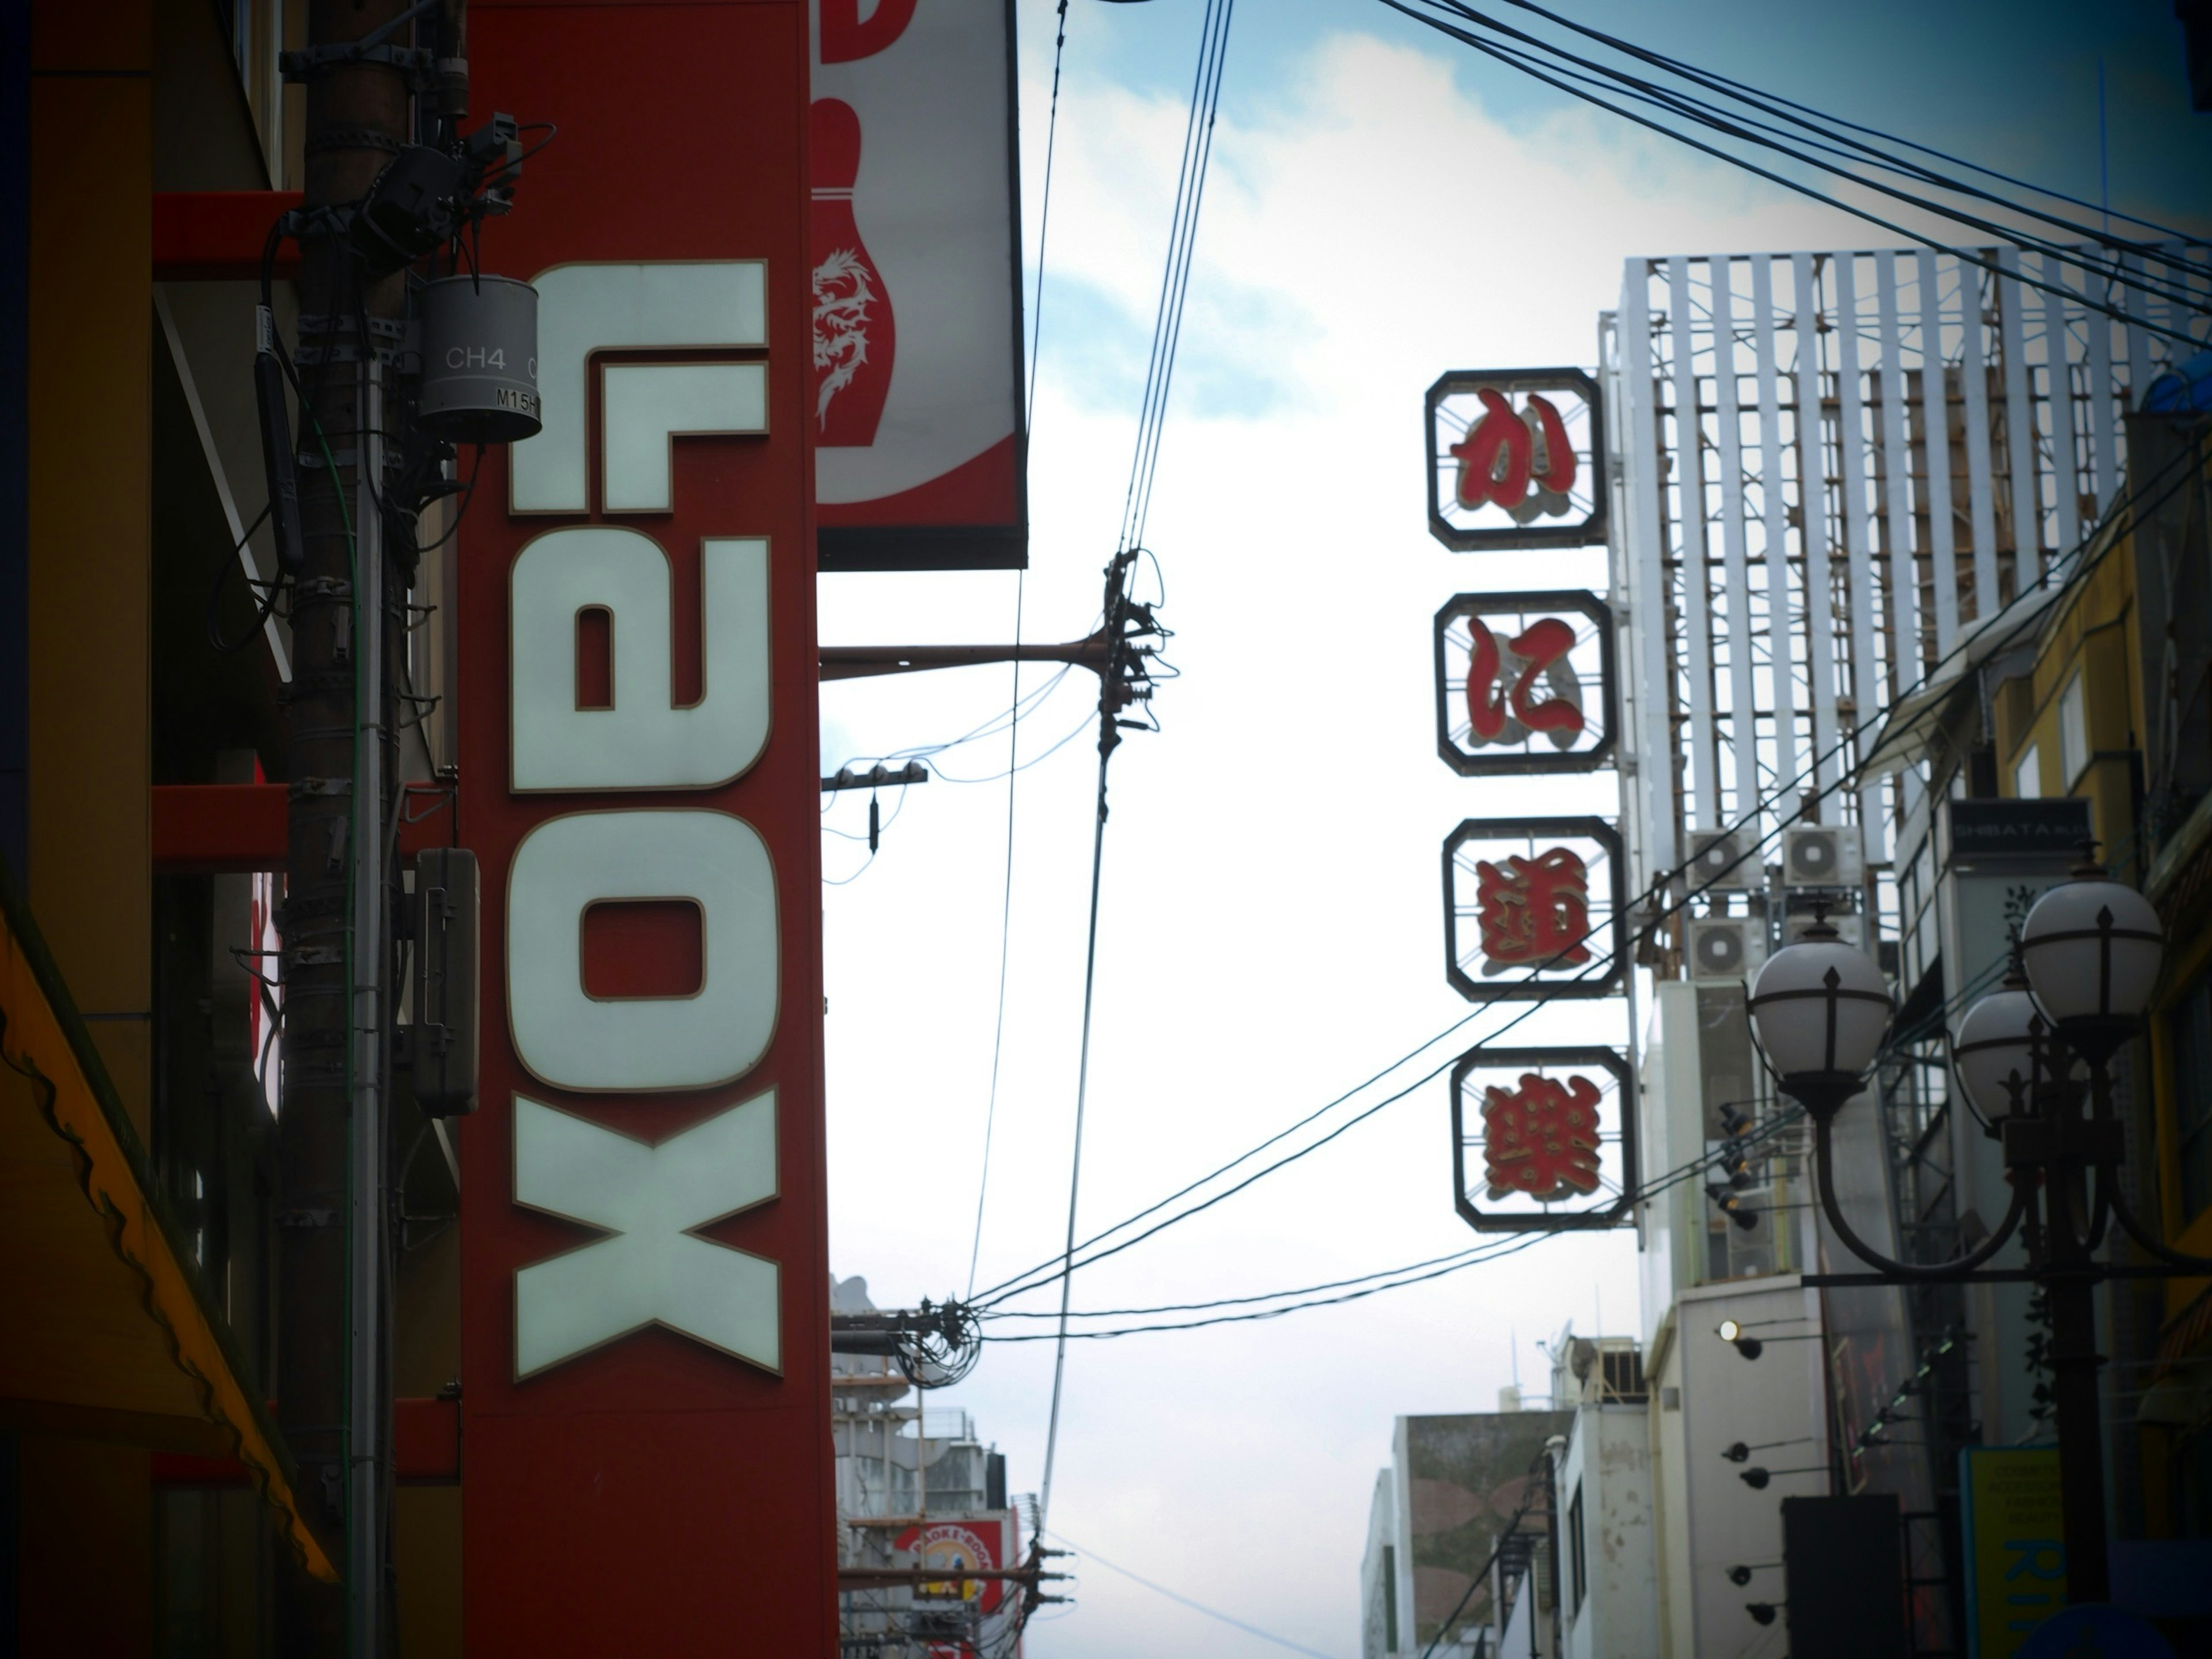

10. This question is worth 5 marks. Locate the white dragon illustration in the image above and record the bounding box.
[811,247,876,429]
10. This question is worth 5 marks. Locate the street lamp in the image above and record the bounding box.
[2017,860,2164,1067]
[1746,859,2211,1608]
[1715,1318,1762,1359]
[1742,912,1893,1122]
[1948,954,2051,1128]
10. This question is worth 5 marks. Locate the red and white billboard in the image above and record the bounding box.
[894,1511,1025,1655]
[463,3,835,1651]
[810,0,1027,570]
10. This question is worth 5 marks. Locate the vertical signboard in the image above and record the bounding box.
[810,0,1027,570]
[1960,1448,2065,1656]
[461,5,834,1651]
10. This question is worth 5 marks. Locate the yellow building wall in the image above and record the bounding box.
[1994,527,2212,1325]
[17,0,159,1639]
[28,0,153,1139]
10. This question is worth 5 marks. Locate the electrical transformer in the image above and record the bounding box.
[417,274,541,445]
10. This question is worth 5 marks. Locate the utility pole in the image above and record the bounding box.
[278,1,411,1647]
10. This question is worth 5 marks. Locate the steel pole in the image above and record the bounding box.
[2046,1263,2109,1602]
[278,5,410,1649]
[347,359,389,1657]
[2047,1061,2116,1604]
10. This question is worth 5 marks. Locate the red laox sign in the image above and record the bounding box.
[463,5,834,1650]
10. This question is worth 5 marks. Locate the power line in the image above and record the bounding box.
[1046,1530,1342,1659]
[1403,0,2212,309]
[1040,0,1236,1528]
[1471,0,2212,308]
[971,0,1070,1294]
[1116,0,1237,555]
[1378,0,2210,344]
[1492,0,2210,254]
[972,439,2203,1316]
[980,1104,1806,1342]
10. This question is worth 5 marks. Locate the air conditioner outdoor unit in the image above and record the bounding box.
[1781,911,1863,948]
[1687,917,1768,980]
[1687,827,1763,892]
[1781,824,1863,888]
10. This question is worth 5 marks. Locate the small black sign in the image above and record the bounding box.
[1943,798,2092,864]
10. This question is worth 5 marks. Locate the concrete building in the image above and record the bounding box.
[1546,1337,1658,1659]
[1593,241,2210,1650]
[1360,1405,1570,1658]
[1362,1467,1402,1659]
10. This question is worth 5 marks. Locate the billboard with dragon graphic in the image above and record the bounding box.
[810,0,1028,571]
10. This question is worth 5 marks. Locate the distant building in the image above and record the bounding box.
[1359,1405,1570,1658]
[833,1274,1022,1658]
[1546,1337,1658,1659]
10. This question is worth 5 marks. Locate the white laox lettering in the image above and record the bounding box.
[511,528,769,793]
[504,258,784,1384]
[512,261,768,514]
[513,1090,780,1378]
[507,810,779,1093]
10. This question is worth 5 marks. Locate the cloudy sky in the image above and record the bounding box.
[816,4,2212,1654]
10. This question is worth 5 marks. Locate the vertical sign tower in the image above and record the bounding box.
[460,3,835,1649]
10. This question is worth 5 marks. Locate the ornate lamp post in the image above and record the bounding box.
[1747,872,2209,1607]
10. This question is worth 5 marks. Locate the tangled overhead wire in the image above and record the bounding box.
[831,1300,984,1389]
[1379,0,2211,342]
[896,1298,984,1389]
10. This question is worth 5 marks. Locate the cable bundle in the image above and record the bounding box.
[1117,0,1237,556]
[1380,0,2211,342]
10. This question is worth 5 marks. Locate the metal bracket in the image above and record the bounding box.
[821,762,929,792]
[280,41,435,85]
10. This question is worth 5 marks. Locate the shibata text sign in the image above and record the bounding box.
[462,5,835,1652]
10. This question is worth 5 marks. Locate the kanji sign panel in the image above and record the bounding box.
[1434,590,1616,775]
[1450,1046,1638,1231]
[1442,817,1624,1001]
[1426,369,1606,551]
[810,0,1027,571]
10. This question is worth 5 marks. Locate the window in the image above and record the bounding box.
[2014,743,2043,799]
[1568,1482,1588,1615]
[2172,967,2212,1224]
[1381,1546,1398,1653]
[2059,673,2089,785]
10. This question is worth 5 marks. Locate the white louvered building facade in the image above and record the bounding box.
[1602,245,2208,898]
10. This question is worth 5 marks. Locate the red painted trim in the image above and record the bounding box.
[816,433,1018,528]
[150,1399,459,1486]
[395,1395,462,1482]
[152,783,455,873]
[153,192,304,282]
[152,783,286,873]
[150,1452,253,1488]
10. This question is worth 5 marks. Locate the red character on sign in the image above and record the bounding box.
[1450,389,1576,512]
[1465,615,1586,749]
[1482,1072,1603,1199]
[1475,847,1593,971]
